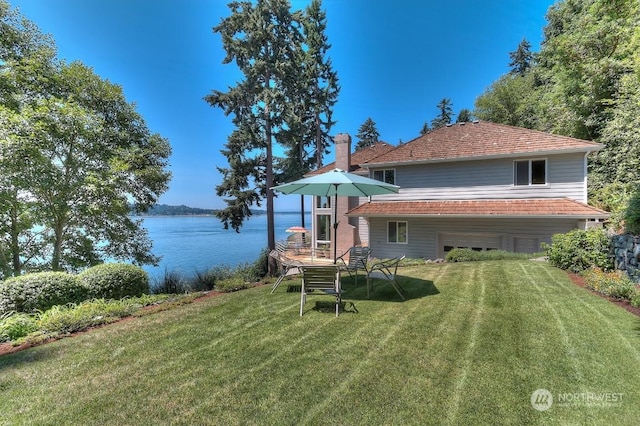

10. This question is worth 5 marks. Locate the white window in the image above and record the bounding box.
[514,159,546,186]
[373,169,395,185]
[387,221,407,244]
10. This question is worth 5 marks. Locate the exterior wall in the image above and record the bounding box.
[369,153,588,203]
[367,216,581,260]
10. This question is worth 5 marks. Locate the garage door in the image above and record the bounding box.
[440,233,502,257]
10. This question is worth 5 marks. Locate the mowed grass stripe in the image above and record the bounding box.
[1,261,640,425]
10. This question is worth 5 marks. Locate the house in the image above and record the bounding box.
[310,121,609,260]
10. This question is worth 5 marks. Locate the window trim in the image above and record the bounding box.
[513,158,547,186]
[373,168,396,185]
[387,220,408,244]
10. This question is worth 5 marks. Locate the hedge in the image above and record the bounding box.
[79,263,150,300]
[0,272,88,315]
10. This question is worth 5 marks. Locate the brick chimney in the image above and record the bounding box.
[334,133,351,172]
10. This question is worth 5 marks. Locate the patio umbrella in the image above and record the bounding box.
[285,226,309,233]
[272,168,400,263]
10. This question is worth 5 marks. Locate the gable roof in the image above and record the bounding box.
[347,198,609,219]
[365,121,603,167]
[308,141,395,175]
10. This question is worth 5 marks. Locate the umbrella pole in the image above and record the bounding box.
[333,192,338,264]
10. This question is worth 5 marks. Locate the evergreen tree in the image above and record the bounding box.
[430,98,453,129]
[206,0,302,268]
[419,121,430,135]
[279,0,339,227]
[355,117,380,150]
[456,108,474,123]
[508,38,533,76]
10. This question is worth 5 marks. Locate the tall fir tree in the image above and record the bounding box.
[355,117,380,150]
[279,0,339,227]
[206,0,302,269]
[508,38,533,76]
[430,98,453,129]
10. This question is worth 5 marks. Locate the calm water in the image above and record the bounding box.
[141,212,310,281]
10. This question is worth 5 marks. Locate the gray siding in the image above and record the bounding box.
[367,217,580,260]
[369,153,588,203]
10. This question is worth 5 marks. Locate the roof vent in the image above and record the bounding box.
[459,122,466,125]
[472,120,480,124]
[446,123,453,127]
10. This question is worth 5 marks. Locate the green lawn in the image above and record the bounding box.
[1,260,639,425]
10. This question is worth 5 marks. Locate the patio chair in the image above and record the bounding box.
[336,246,371,286]
[269,250,303,294]
[300,265,342,317]
[366,255,407,301]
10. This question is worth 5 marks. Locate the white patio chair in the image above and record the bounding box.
[300,265,342,317]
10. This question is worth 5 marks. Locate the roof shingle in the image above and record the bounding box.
[366,121,603,165]
[308,141,396,175]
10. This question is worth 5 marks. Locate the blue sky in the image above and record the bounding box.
[10,0,556,211]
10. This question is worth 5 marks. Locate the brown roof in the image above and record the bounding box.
[366,121,603,166]
[347,198,609,219]
[308,141,396,175]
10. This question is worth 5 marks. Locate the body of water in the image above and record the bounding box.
[141,212,311,281]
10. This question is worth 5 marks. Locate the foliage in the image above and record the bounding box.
[455,108,474,123]
[0,294,185,343]
[474,72,540,128]
[215,277,256,293]
[542,227,613,273]
[508,38,533,76]
[630,287,640,308]
[0,311,38,342]
[0,2,171,275]
[36,299,138,334]
[582,267,636,300]
[623,184,640,234]
[355,117,380,150]
[445,248,538,262]
[151,269,190,294]
[475,0,640,202]
[79,263,150,300]
[430,98,453,130]
[0,271,88,315]
[588,181,634,232]
[206,0,338,267]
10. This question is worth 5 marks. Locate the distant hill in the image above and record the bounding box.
[133,204,216,216]
[132,204,304,216]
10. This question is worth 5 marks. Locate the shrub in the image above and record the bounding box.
[445,248,538,262]
[0,272,88,315]
[0,312,38,342]
[582,267,636,300]
[542,228,613,273]
[215,277,255,293]
[625,190,640,234]
[630,288,640,308]
[152,269,189,294]
[79,263,149,300]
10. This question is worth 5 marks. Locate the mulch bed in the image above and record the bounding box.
[566,272,640,318]
[2,277,639,358]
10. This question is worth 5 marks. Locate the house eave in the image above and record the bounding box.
[347,213,610,220]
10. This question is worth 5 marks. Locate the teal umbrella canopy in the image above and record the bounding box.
[271,168,400,197]
[272,169,400,262]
